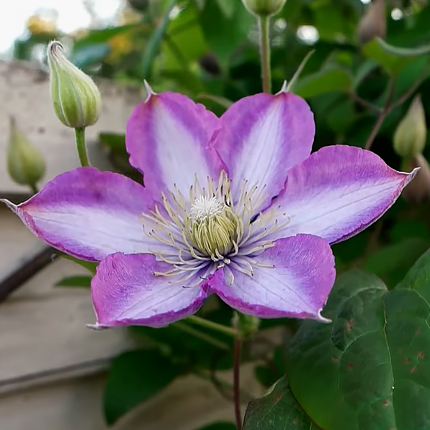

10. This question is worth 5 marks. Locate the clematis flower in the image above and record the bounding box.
[3,85,416,328]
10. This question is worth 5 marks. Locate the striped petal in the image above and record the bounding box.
[212,91,314,212]
[210,235,335,321]
[266,145,417,244]
[91,253,209,328]
[2,168,160,261]
[126,89,224,199]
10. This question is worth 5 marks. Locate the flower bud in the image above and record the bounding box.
[401,154,430,203]
[393,95,427,159]
[7,117,45,190]
[241,0,286,17]
[357,0,386,45]
[47,41,101,129]
[233,312,260,338]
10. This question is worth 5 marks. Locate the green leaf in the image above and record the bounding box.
[285,251,430,430]
[294,67,352,98]
[243,377,321,430]
[200,0,253,67]
[195,423,236,430]
[140,0,176,77]
[377,37,430,58]
[71,43,110,69]
[99,132,126,153]
[364,238,430,287]
[161,4,207,72]
[59,254,98,275]
[55,275,91,288]
[104,350,181,424]
[362,38,430,75]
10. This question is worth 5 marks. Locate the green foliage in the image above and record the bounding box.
[55,275,91,288]
[196,423,236,430]
[243,377,321,429]
[281,250,430,430]
[104,349,182,424]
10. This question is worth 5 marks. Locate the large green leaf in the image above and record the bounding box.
[243,377,321,429]
[161,4,207,72]
[285,250,430,430]
[200,0,253,67]
[104,349,182,424]
[362,38,430,75]
[55,275,91,288]
[293,67,352,98]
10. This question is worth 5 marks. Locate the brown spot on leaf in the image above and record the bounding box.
[332,356,339,362]
[345,319,354,332]
[383,400,389,406]
[416,329,421,335]
[410,367,417,374]
[404,358,411,365]
[417,351,425,359]
[346,362,354,370]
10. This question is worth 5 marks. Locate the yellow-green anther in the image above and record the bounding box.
[241,0,286,17]
[47,41,101,129]
[394,94,427,158]
[190,196,239,259]
[7,117,45,191]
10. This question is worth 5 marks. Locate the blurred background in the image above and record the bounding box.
[1,1,430,430]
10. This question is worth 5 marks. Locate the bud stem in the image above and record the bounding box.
[259,15,271,93]
[30,183,39,195]
[74,127,90,167]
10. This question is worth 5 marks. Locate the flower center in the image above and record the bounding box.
[189,195,239,258]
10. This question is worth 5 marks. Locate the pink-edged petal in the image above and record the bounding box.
[266,145,417,244]
[126,90,224,198]
[2,168,159,261]
[212,91,314,211]
[91,253,209,328]
[209,235,335,321]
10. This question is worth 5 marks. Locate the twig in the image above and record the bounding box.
[233,338,242,430]
[364,76,396,150]
[387,61,430,113]
[347,90,382,113]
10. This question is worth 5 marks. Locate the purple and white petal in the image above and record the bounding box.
[2,168,161,261]
[212,91,314,212]
[265,145,417,244]
[91,253,209,328]
[126,90,224,198]
[209,235,335,321]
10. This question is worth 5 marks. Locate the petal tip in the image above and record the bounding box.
[316,309,331,324]
[277,80,288,94]
[143,79,156,101]
[86,322,110,330]
[0,198,17,212]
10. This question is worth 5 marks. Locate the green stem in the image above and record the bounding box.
[186,315,239,338]
[259,15,271,93]
[233,338,242,430]
[30,183,39,195]
[74,127,90,167]
[174,322,230,351]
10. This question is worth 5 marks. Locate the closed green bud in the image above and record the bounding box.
[394,94,427,158]
[241,0,286,17]
[7,117,45,191]
[47,41,101,129]
[233,312,260,338]
[357,0,386,45]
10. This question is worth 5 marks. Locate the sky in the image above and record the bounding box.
[0,0,121,54]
